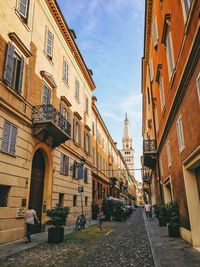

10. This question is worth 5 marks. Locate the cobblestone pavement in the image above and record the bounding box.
[0,208,154,267]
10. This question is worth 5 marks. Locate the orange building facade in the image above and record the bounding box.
[142,0,200,249]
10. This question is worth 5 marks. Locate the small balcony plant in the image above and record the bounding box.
[46,205,70,243]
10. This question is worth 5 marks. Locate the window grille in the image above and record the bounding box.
[0,185,10,207]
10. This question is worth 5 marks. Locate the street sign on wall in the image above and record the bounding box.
[78,186,84,193]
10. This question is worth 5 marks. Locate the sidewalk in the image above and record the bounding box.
[0,220,98,259]
[144,214,200,267]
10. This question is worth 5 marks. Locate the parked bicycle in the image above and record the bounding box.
[75,214,90,230]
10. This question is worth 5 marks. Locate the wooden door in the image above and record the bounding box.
[29,150,45,234]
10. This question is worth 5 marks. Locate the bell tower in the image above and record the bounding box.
[121,113,135,177]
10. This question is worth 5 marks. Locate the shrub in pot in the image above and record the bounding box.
[112,201,124,221]
[92,203,99,220]
[46,205,70,243]
[157,204,169,226]
[167,202,180,237]
[102,199,114,221]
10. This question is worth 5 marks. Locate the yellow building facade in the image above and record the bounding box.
[0,0,136,244]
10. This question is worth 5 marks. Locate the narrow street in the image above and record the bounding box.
[0,209,154,267]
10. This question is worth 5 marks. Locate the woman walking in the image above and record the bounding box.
[25,205,40,243]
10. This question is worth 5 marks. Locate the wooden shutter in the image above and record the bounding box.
[88,135,90,154]
[78,125,81,145]
[1,121,11,152]
[72,161,76,178]
[84,167,88,183]
[73,119,76,141]
[4,42,14,86]
[9,125,17,154]
[66,156,69,175]
[17,57,24,93]
[84,132,86,151]
[43,85,51,105]
[60,153,64,173]
[18,0,29,19]
[78,165,83,180]
[60,103,64,116]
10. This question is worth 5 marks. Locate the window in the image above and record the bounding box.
[73,119,81,145]
[85,97,89,115]
[176,115,185,152]
[60,153,69,176]
[72,160,78,178]
[58,193,64,207]
[73,195,77,206]
[196,73,200,104]
[152,18,158,48]
[1,121,17,155]
[4,42,24,93]
[166,32,174,79]
[84,131,90,153]
[75,79,80,101]
[181,0,191,21]
[60,104,71,123]
[78,165,84,180]
[84,167,88,183]
[63,58,69,84]
[149,59,154,82]
[166,140,172,167]
[159,77,165,111]
[0,185,10,207]
[85,197,88,206]
[195,166,200,200]
[42,84,51,105]
[18,0,29,20]
[164,179,173,203]
[147,88,150,105]
[45,28,53,59]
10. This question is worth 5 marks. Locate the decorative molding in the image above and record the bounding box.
[84,124,91,132]
[40,71,57,88]
[8,32,32,58]
[61,96,72,107]
[74,111,82,120]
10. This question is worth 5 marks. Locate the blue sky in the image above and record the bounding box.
[57,0,145,180]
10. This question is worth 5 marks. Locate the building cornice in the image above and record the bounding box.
[45,0,96,91]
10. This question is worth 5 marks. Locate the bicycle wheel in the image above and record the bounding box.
[84,219,90,229]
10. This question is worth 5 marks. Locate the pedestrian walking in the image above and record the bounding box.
[25,205,40,243]
[144,202,151,220]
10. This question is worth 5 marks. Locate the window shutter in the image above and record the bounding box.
[1,121,11,152]
[78,165,83,180]
[4,42,14,86]
[88,135,90,154]
[78,125,81,145]
[9,125,17,154]
[72,161,77,178]
[60,153,64,173]
[17,57,24,93]
[60,103,64,116]
[73,119,76,141]
[84,167,88,183]
[66,156,69,176]
[149,60,154,82]
[84,132,86,151]
[18,0,29,19]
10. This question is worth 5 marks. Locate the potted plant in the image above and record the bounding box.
[46,205,70,243]
[157,203,169,226]
[92,203,99,220]
[167,202,180,237]
[102,199,114,221]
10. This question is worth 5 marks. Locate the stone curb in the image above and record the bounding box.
[142,212,161,267]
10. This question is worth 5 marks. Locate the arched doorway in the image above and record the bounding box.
[29,149,45,234]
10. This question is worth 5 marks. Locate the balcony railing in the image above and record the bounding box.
[32,104,71,148]
[143,139,157,153]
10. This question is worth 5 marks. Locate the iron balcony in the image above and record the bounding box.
[32,104,71,148]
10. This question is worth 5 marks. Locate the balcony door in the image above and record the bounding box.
[29,149,45,234]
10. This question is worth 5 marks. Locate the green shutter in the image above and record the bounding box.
[78,165,83,180]
[4,42,14,86]
[66,156,69,176]
[84,167,88,183]
[73,119,76,141]
[78,125,81,145]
